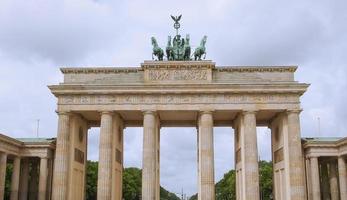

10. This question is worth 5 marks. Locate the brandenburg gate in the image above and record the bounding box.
[49,60,309,200]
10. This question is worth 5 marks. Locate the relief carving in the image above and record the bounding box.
[59,94,300,105]
[147,69,208,81]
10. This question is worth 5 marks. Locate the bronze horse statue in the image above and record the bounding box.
[193,35,207,60]
[183,34,191,60]
[151,37,164,61]
[166,36,174,60]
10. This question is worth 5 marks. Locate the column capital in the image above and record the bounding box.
[242,109,258,115]
[338,156,346,161]
[142,110,157,115]
[99,110,114,115]
[286,109,302,114]
[13,155,21,160]
[0,152,7,156]
[199,110,214,115]
[308,155,319,159]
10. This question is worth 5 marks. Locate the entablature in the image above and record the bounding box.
[57,61,303,85]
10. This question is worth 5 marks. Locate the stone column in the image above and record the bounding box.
[338,157,347,200]
[242,111,259,200]
[10,156,21,200]
[198,111,215,200]
[38,158,48,200]
[235,111,260,200]
[142,111,159,200]
[52,111,71,200]
[0,152,7,200]
[305,157,312,200]
[97,111,113,200]
[286,110,306,199]
[329,161,339,200]
[310,157,321,200]
[321,162,330,200]
[243,111,259,200]
[29,160,39,200]
[19,158,30,200]
[47,159,53,200]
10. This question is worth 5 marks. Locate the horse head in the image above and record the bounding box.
[151,37,157,47]
[167,36,172,46]
[185,34,190,45]
[200,35,207,47]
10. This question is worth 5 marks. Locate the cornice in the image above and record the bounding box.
[337,137,347,146]
[48,83,309,96]
[22,143,56,149]
[0,134,23,147]
[216,66,297,73]
[0,134,56,148]
[61,67,142,74]
[141,60,215,69]
[60,65,297,74]
[303,139,347,149]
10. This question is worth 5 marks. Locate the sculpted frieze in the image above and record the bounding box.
[147,69,208,81]
[59,93,300,105]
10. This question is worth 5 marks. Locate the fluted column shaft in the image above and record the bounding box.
[310,157,321,200]
[97,112,113,200]
[142,111,158,200]
[287,110,306,199]
[329,161,339,200]
[10,156,21,200]
[38,158,48,200]
[52,112,71,200]
[338,157,347,200]
[0,152,7,200]
[243,111,259,200]
[198,111,215,200]
[19,158,29,200]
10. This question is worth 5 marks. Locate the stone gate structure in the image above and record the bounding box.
[0,60,346,199]
[48,60,308,200]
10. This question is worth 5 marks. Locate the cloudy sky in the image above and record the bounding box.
[0,0,346,196]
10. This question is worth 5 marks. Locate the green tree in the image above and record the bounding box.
[86,160,98,200]
[4,163,13,200]
[85,161,180,200]
[259,161,273,200]
[123,167,142,200]
[160,186,180,200]
[189,160,273,200]
[215,169,236,200]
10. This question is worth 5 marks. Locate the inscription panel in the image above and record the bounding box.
[142,61,213,83]
[74,148,85,164]
[146,69,209,82]
[59,93,300,105]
